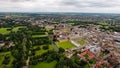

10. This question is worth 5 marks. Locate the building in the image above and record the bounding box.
[78,49,95,59]
[0,41,5,48]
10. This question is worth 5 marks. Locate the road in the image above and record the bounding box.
[52,41,59,51]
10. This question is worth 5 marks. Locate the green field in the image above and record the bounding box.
[34,45,53,56]
[46,27,53,31]
[0,28,10,34]
[34,61,57,68]
[0,54,4,68]
[12,26,26,32]
[0,26,26,34]
[77,39,86,45]
[99,22,109,26]
[56,41,75,49]
[32,45,55,68]
[32,35,48,38]
[32,32,48,38]
[0,52,14,68]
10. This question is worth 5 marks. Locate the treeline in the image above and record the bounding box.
[100,26,120,32]
[29,48,90,68]
[9,29,32,68]
[32,32,46,35]
[62,21,98,26]
[32,37,50,46]
[0,18,30,28]
[27,25,46,32]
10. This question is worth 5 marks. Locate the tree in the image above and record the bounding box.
[11,49,21,59]
[9,29,33,68]
[42,45,49,50]
[58,47,65,53]
[2,55,10,65]
[1,45,10,52]
[46,55,53,63]
[0,34,5,41]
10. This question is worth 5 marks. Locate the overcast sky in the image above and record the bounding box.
[0,0,120,13]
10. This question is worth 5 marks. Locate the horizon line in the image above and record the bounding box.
[0,12,120,14]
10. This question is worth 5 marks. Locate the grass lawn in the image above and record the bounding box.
[0,54,4,68]
[56,41,75,49]
[34,45,53,56]
[0,26,26,34]
[0,52,14,68]
[77,39,86,45]
[12,26,26,32]
[99,22,109,26]
[46,28,52,31]
[32,45,55,68]
[84,64,90,68]
[0,28,10,34]
[32,35,48,38]
[34,61,57,68]
[6,53,14,68]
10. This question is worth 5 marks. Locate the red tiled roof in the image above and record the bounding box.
[79,49,95,59]
[96,61,102,68]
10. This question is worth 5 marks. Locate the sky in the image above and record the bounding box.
[0,0,120,13]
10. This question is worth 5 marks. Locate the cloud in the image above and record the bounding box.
[59,0,120,8]
[0,0,120,13]
[0,0,33,2]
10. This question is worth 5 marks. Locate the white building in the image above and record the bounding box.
[0,41,5,48]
